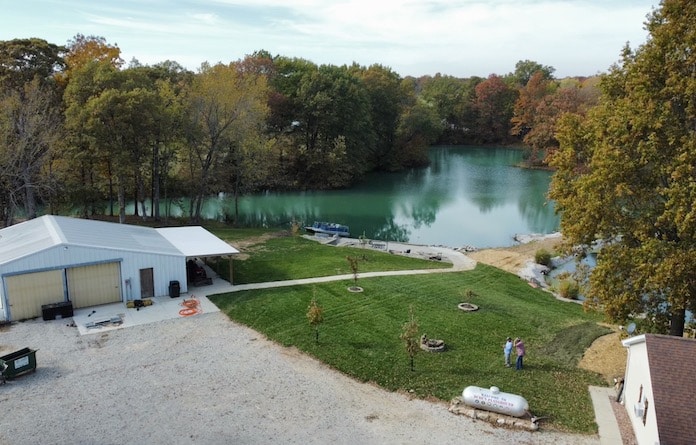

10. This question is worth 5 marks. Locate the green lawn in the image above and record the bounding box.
[210,263,609,434]
[209,233,450,284]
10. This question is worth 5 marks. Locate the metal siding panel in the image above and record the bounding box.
[1,246,123,275]
[5,270,65,320]
[3,246,186,301]
[120,254,186,299]
[67,263,122,308]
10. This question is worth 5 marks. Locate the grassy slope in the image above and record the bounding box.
[210,260,609,434]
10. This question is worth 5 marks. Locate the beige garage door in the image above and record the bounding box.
[5,270,65,320]
[67,262,122,308]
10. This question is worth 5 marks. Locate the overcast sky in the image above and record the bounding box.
[2,0,658,78]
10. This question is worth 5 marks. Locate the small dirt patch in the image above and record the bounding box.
[578,331,627,383]
[230,230,289,260]
[467,236,564,275]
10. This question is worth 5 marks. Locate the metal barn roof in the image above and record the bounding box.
[156,226,239,257]
[0,216,235,266]
[0,215,62,266]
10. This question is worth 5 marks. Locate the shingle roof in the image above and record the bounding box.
[645,334,696,445]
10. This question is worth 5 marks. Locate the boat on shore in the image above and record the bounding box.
[304,221,350,237]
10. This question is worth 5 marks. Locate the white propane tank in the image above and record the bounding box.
[462,386,529,418]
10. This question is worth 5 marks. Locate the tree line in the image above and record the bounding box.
[1,35,599,226]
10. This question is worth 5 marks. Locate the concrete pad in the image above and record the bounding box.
[72,277,233,335]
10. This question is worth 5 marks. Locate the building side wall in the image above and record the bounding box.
[120,252,187,299]
[1,245,187,319]
[623,341,660,445]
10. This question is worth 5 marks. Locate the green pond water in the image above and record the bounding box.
[143,145,560,248]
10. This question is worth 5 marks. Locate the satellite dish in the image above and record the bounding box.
[627,323,636,334]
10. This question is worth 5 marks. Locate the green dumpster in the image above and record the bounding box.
[0,347,37,380]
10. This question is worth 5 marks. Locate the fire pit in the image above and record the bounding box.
[457,302,479,312]
[420,334,445,352]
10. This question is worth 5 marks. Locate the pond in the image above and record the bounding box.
[128,146,560,248]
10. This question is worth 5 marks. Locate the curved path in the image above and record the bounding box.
[230,238,476,292]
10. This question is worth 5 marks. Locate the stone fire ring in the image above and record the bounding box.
[420,341,446,352]
[348,286,364,293]
[458,302,479,312]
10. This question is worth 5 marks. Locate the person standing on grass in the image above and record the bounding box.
[515,337,525,370]
[503,337,513,367]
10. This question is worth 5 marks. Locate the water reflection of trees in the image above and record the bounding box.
[127,146,558,245]
[373,220,410,243]
[516,170,559,232]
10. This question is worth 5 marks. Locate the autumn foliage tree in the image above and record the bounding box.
[60,34,123,84]
[306,293,324,344]
[549,0,696,336]
[183,62,269,223]
[474,74,517,144]
[512,72,599,167]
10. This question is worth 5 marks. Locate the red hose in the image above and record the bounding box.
[179,296,202,317]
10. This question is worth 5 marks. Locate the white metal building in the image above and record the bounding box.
[0,216,238,321]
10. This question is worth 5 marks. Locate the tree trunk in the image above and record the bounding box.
[108,161,115,217]
[21,161,38,219]
[233,174,240,225]
[136,171,146,219]
[191,185,205,224]
[152,143,160,221]
[133,180,139,218]
[117,178,126,224]
[24,180,37,219]
[669,306,686,337]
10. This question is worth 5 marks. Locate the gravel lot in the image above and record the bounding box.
[0,311,601,445]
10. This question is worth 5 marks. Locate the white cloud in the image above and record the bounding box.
[1,0,656,77]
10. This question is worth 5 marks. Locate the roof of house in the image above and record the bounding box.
[625,334,696,445]
[0,216,237,266]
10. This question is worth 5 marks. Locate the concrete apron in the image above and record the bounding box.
[71,277,232,335]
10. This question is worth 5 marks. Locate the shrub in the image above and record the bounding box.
[290,219,301,235]
[535,249,552,267]
[558,280,580,300]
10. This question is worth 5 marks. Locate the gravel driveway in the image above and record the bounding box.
[0,308,600,445]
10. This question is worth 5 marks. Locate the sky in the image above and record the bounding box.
[1,0,659,78]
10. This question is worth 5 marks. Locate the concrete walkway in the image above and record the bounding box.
[589,386,624,445]
[231,238,476,292]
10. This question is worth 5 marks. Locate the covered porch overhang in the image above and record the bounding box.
[156,226,239,284]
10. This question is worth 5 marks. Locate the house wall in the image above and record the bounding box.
[1,244,187,320]
[623,338,660,445]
